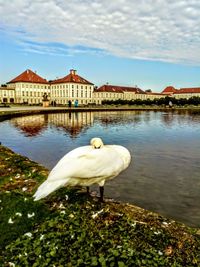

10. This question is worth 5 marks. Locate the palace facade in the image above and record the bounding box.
[1,69,200,105]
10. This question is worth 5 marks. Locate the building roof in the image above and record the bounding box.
[174,87,200,94]
[7,69,49,84]
[95,85,145,94]
[162,86,200,95]
[162,86,178,94]
[50,69,93,85]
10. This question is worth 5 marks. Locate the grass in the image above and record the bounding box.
[0,145,200,266]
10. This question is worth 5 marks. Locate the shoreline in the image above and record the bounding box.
[0,104,200,121]
[1,106,200,265]
[0,144,200,265]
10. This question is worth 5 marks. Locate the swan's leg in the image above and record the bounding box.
[86,186,90,194]
[99,186,104,202]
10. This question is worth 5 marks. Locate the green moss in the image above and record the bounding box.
[0,191,51,249]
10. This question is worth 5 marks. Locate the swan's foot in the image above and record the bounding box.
[99,186,104,202]
[86,186,90,194]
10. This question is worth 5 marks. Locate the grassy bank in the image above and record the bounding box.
[0,145,200,266]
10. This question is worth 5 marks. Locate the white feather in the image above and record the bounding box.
[33,138,131,201]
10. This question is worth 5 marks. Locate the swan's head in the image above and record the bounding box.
[90,137,104,149]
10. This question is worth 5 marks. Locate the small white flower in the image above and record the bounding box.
[154,231,161,235]
[22,187,28,192]
[15,174,20,179]
[131,222,137,227]
[8,218,14,224]
[69,213,74,218]
[91,209,104,219]
[8,262,15,267]
[40,234,44,240]
[162,222,168,226]
[24,252,27,256]
[16,212,22,217]
[158,250,163,255]
[59,203,65,209]
[27,212,35,218]
[24,232,32,238]
[60,210,66,214]
[0,200,2,203]
[65,195,69,201]
[39,255,41,258]
[24,197,28,201]
[10,178,13,181]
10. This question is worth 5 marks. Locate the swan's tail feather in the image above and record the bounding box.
[33,179,68,201]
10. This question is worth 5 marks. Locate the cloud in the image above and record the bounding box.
[0,0,200,64]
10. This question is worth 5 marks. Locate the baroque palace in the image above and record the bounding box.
[0,69,200,105]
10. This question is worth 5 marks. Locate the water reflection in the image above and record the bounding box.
[10,110,200,138]
[1,110,200,226]
[11,114,48,137]
[11,112,94,138]
[48,112,94,137]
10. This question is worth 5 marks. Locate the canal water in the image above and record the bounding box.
[0,110,200,227]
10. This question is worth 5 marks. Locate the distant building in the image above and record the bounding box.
[93,84,146,104]
[144,92,164,100]
[50,69,94,105]
[162,86,178,95]
[2,69,200,105]
[0,86,15,103]
[7,69,50,104]
[162,86,200,99]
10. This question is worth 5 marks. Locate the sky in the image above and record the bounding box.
[0,0,200,92]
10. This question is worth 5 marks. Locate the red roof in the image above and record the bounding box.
[175,87,200,94]
[51,69,93,85]
[95,85,145,94]
[8,69,49,84]
[162,86,177,94]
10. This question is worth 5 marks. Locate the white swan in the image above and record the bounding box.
[33,137,131,202]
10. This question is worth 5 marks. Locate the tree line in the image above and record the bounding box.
[102,96,200,106]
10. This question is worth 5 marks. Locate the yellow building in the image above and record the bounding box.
[92,84,160,104]
[0,86,15,104]
[50,69,94,106]
[162,86,200,99]
[7,69,50,104]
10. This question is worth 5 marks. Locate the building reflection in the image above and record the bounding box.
[48,112,94,137]
[11,112,94,138]
[11,114,48,137]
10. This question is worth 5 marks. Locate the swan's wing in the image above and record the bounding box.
[48,146,124,182]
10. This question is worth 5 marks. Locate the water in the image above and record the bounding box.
[0,110,200,227]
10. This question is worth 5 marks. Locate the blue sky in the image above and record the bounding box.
[0,0,200,92]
